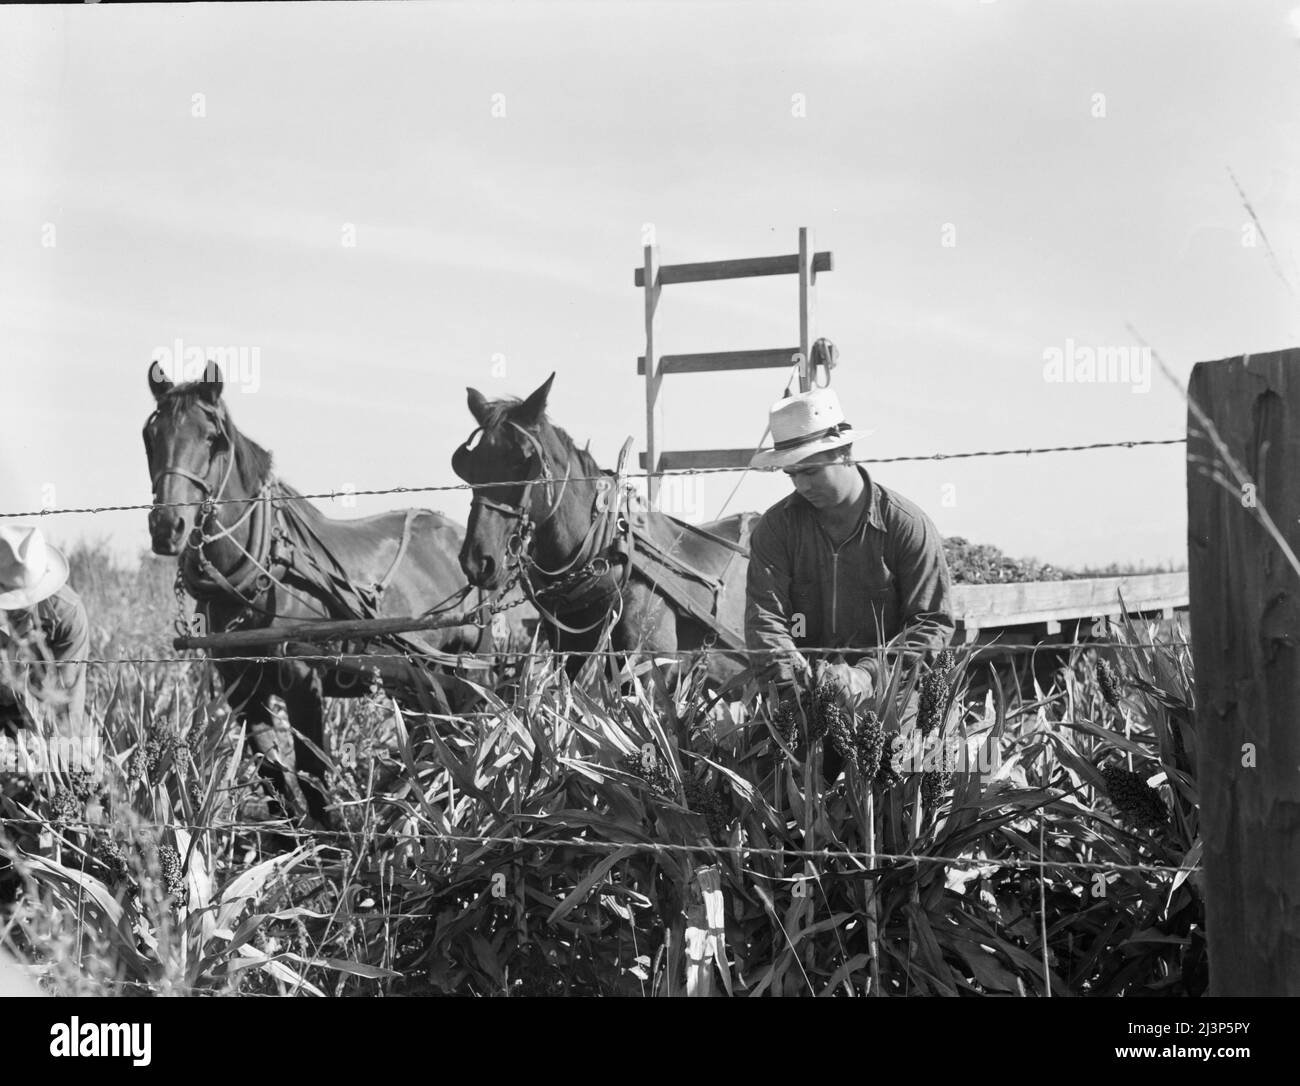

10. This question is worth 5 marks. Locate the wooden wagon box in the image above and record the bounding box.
[951,571,1189,644]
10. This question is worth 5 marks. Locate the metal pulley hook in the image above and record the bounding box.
[810,337,838,388]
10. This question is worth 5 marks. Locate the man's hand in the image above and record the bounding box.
[814,659,874,709]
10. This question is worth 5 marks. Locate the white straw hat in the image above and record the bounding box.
[751,387,873,469]
[0,525,70,610]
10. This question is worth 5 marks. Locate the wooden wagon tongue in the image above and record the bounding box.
[172,602,490,655]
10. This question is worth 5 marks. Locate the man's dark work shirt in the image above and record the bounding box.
[745,468,955,688]
[1,584,89,738]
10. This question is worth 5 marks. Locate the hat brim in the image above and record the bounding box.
[0,544,69,610]
[750,428,874,470]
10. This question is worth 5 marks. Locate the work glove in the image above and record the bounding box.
[759,651,812,699]
[814,658,874,710]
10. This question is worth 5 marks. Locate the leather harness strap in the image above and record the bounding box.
[375,509,418,598]
[160,415,489,673]
[627,523,747,654]
[460,425,749,651]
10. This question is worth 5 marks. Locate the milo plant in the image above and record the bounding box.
[1,685,391,996]
[380,655,739,996]
[4,820,335,994]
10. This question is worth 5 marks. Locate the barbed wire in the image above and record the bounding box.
[0,636,1188,670]
[13,821,1199,879]
[0,437,1186,520]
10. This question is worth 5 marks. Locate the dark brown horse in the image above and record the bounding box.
[144,361,483,825]
[452,373,754,690]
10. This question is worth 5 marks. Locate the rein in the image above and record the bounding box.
[150,405,502,691]
[149,410,277,614]
[155,414,447,633]
[465,421,572,529]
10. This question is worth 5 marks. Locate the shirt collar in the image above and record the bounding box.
[859,467,885,531]
[792,466,884,532]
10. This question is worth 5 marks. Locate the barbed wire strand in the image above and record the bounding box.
[11,822,1199,879]
[1,438,1186,520]
[0,636,1188,670]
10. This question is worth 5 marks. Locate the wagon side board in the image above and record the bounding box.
[951,572,1189,646]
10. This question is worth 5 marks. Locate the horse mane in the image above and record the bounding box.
[487,396,607,481]
[547,419,604,479]
[157,382,274,494]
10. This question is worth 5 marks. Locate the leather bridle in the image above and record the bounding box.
[148,408,238,510]
[456,421,571,532]
[454,421,632,636]
[146,405,296,619]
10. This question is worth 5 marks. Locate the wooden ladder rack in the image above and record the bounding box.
[636,227,834,507]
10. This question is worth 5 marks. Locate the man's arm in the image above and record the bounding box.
[885,507,956,657]
[848,505,954,697]
[35,589,89,733]
[744,514,809,689]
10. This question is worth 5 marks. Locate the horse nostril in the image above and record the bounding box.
[150,510,186,546]
[481,555,496,582]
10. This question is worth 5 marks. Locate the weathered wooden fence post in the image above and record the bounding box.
[1186,347,1300,996]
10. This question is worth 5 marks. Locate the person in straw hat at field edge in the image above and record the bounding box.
[745,385,954,752]
[0,525,89,761]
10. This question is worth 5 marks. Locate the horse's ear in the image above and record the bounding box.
[148,360,174,401]
[515,372,555,426]
[467,387,490,426]
[198,360,224,404]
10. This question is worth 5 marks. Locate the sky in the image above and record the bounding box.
[2,0,1299,576]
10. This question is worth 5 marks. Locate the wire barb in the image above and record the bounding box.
[1,437,1186,520]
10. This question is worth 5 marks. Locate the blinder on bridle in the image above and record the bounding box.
[455,415,631,636]
[450,427,485,486]
[453,421,566,525]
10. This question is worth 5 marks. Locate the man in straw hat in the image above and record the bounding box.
[745,386,954,732]
[0,525,90,774]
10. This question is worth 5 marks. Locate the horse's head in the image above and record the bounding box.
[142,360,235,555]
[452,373,560,589]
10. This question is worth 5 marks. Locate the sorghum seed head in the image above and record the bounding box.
[1096,659,1121,711]
[67,769,98,804]
[1100,764,1167,829]
[619,751,673,798]
[156,844,187,905]
[95,839,131,887]
[853,711,886,782]
[807,681,837,744]
[824,700,858,770]
[876,733,906,788]
[683,776,729,842]
[49,788,81,827]
[771,697,800,751]
[144,729,166,780]
[918,666,949,739]
[921,742,954,814]
[171,738,193,776]
[127,745,148,786]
